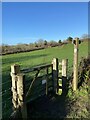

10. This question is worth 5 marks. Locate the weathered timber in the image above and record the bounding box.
[52,58,58,94]
[21,64,52,73]
[25,70,40,99]
[17,74,27,120]
[11,64,20,109]
[73,37,79,91]
[62,59,68,93]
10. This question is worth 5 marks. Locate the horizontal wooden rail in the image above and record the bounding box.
[21,64,53,73]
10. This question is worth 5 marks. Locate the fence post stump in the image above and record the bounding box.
[17,74,27,120]
[52,58,58,94]
[11,64,20,109]
[62,59,68,94]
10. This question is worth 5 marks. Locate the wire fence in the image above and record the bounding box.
[1,78,13,119]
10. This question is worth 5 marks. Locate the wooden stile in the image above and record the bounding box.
[62,59,68,93]
[52,58,58,94]
[10,58,68,119]
[62,59,68,77]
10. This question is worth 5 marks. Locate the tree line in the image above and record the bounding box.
[1,39,63,55]
[0,35,89,55]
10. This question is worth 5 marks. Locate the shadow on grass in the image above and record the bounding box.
[2,53,49,64]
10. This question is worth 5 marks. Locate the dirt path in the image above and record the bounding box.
[27,93,68,119]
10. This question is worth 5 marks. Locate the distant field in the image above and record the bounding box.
[2,41,88,118]
[2,41,88,80]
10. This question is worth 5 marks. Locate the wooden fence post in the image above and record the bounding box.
[62,59,68,93]
[46,67,48,95]
[73,37,79,91]
[11,64,20,109]
[17,74,27,120]
[52,58,58,94]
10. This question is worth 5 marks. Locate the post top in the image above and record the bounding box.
[74,37,79,40]
[11,64,20,74]
[11,64,20,67]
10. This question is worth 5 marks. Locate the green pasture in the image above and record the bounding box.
[2,41,88,118]
[2,41,88,80]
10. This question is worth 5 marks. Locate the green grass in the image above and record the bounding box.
[66,80,89,118]
[2,42,88,78]
[2,41,88,118]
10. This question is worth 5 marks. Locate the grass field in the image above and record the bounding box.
[2,41,88,118]
[2,41,88,82]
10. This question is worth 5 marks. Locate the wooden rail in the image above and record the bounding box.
[21,64,52,73]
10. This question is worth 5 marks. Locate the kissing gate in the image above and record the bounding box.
[10,58,68,119]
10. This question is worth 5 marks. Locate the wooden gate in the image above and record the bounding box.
[10,58,68,119]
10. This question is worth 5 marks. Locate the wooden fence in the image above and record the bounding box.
[10,58,68,119]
